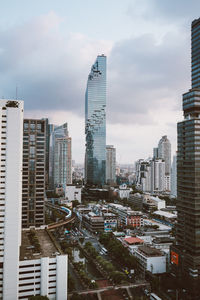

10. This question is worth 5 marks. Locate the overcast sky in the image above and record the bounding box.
[1,0,200,163]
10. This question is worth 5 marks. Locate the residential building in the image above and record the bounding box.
[49,123,72,188]
[85,55,106,186]
[106,145,116,185]
[108,203,143,228]
[158,135,171,176]
[120,237,144,254]
[19,229,68,300]
[117,184,132,199]
[170,154,177,198]
[153,147,158,159]
[143,194,166,211]
[0,99,24,299]
[1,100,68,300]
[135,158,166,193]
[158,135,171,191]
[150,158,165,192]
[128,193,143,210]
[171,18,200,299]
[134,245,166,274]
[22,119,46,228]
[65,184,82,203]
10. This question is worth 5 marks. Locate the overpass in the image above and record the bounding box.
[45,201,76,230]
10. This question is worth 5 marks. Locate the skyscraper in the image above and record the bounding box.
[158,135,171,176]
[49,122,72,188]
[171,154,177,198]
[0,99,24,299]
[22,119,46,228]
[171,18,200,299]
[85,55,106,186]
[106,145,116,185]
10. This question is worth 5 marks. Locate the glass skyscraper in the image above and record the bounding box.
[85,55,106,186]
[171,18,200,299]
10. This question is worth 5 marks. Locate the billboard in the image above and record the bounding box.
[171,251,179,265]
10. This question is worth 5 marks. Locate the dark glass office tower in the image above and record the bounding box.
[171,18,200,299]
[85,55,106,186]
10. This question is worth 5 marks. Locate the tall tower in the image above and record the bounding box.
[171,18,200,299]
[158,135,171,176]
[0,100,24,299]
[22,119,46,228]
[49,122,72,188]
[85,55,106,186]
[106,145,116,185]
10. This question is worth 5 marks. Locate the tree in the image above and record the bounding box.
[72,200,80,208]
[111,271,126,284]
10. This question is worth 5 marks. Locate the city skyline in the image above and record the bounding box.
[1,1,200,163]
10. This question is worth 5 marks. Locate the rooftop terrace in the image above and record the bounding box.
[20,229,60,261]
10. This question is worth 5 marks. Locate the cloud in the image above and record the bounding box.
[107,31,190,124]
[127,0,200,24]
[0,12,112,113]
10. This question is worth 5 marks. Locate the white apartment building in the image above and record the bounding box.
[151,159,165,192]
[117,184,132,199]
[134,245,166,274]
[19,229,68,300]
[0,100,68,300]
[65,184,82,202]
[49,123,72,188]
[136,158,166,193]
[0,99,24,299]
[158,135,171,176]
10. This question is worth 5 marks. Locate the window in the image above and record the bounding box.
[30,135,35,142]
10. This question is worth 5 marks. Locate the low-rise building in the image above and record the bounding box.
[108,203,143,228]
[128,193,143,210]
[152,210,177,224]
[19,229,68,300]
[82,211,117,233]
[65,184,82,203]
[143,194,165,211]
[114,184,132,199]
[134,245,166,274]
[121,236,144,254]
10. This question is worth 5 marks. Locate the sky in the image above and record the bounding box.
[1,0,200,164]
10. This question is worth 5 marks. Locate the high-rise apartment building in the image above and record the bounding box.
[0,99,24,299]
[151,158,165,193]
[171,18,200,299]
[170,154,177,198]
[49,122,72,188]
[158,135,171,176]
[106,145,116,185]
[135,158,165,193]
[22,119,46,228]
[85,55,106,186]
[0,100,68,300]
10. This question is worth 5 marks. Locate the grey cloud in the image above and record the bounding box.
[107,31,190,124]
[0,12,191,126]
[127,0,200,24]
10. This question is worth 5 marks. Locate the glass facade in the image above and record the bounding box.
[172,18,200,298]
[85,55,106,186]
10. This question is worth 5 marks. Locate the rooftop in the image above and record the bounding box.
[20,229,60,261]
[124,237,144,245]
[138,245,164,257]
[153,210,177,219]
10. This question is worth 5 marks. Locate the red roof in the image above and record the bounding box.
[124,237,144,245]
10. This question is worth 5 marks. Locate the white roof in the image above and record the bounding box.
[153,210,177,219]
